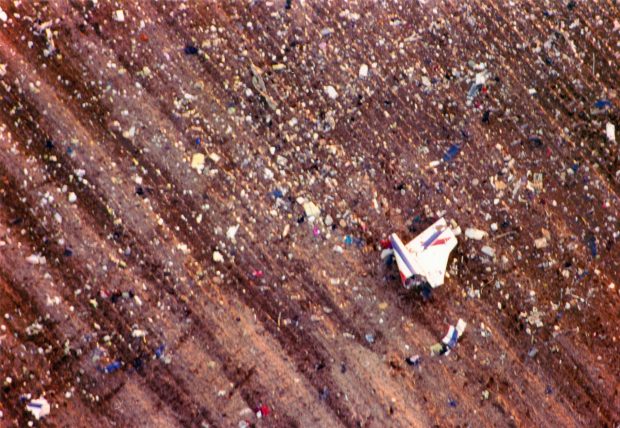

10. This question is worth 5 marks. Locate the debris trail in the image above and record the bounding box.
[0,1,618,427]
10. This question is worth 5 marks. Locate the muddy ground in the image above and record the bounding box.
[0,1,619,427]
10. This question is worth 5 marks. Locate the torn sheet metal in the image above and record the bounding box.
[26,397,50,420]
[431,319,467,355]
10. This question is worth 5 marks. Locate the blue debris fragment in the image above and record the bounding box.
[448,398,458,408]
[593,99,611,109]
[528,136,543,147]
[576,270,589,282]
[319,386,330,401]
[195,137,201,146]
[184,44,199,55]
[586,236,597,257]
[467,83,483,99]
[132,358,143,370]
[443,144,461,162]
[344,235,353,246]
[420,284,432,301]
[154,344,165,359]
[100,361,122,374]
[444,328,459,349]
[545,385,553,395]
[271,189,283,199]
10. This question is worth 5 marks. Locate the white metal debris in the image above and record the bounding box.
[465,228,487,240]
[26,397,50,420]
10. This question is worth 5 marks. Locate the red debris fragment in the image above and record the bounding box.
[380,239,392,249]
[252,270,264,278]
[256,404,270,418]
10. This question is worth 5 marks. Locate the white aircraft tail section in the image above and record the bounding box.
[390,218,457,288]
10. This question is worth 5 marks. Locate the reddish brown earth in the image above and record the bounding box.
[0,1,619,427]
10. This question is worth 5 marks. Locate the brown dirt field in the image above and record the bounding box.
[0,1,619,427]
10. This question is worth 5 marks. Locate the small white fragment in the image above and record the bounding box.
[26,397,50,420]
[534,237,548,249]
[226,225,239,241]
[26,254,46,265]
[606,123,616,143]
[264,168,274,180]
[303,201,321,218]
[0,7,7,22]
[421,76,431,87]
[380,249,394,259]
[68,192,77,203]
[212,251,224,263]
[112,9,125,22]
[132,329,147,338]
[481,246,496,257]
[209,153,221,163]
[122,126,135,139]
[465,228,487,240]
[26,322,43,336]
[358,64,369,78]
[191,153,205,172]
[456,319,467,336]
[324,85,338,99]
